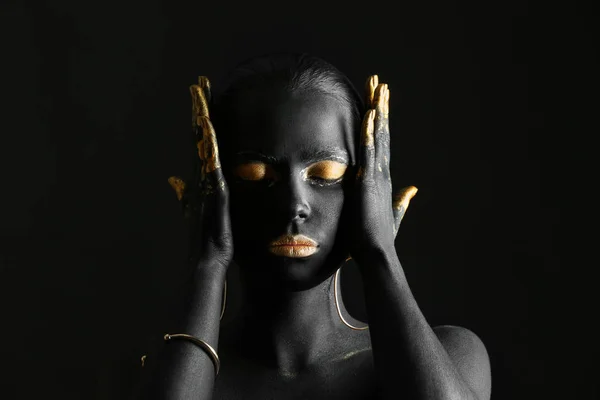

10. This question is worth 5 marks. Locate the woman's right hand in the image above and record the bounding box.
[168,76,233,276]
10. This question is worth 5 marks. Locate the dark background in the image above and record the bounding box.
[0,0,594,399]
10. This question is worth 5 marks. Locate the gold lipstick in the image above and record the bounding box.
[268,234,319,258]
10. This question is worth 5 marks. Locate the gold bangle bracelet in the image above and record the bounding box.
[164,333,220,375]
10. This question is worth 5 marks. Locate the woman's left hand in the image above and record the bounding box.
[349,75,418,266]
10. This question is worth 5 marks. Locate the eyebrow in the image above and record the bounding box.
[235,148,349,165]
[301,148,349,164]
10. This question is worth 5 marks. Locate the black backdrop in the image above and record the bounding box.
[0,1,593,399]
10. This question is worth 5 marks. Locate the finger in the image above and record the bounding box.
[365,75,379,109]
[373,83,390,179]
[393,186,418,237]
[190,84,210,124]
[198,116,226,195]
[357,109,376,181]
[198,76,212,104]
[189,83,211,191]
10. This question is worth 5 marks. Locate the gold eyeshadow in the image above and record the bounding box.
[234,162,274,181]
[234,159,347,184]
[304,160,347,181]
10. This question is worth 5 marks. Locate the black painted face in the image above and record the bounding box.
[220,85,358,291]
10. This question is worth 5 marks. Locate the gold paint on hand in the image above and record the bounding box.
[393,186,418,211]
[190,84,210,124]
[361,109,376,148]
[198,116,221,174]
[365,75,379,109]
[374,83,388,116]
[198,76,211,103]
[356,166,364,179]
[168,176,186,201]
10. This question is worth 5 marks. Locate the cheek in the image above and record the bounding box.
[228,185,347,241]
[312,188,346,231]
[229,192,268,230]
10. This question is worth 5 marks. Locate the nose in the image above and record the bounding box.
[279,174,311,223]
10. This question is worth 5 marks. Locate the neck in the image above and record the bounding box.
[232,272,355,375]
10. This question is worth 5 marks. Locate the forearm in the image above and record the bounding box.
[138,267,226,400]
[360,249,478,400]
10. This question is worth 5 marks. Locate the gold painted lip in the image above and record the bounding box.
[268,234,319,258]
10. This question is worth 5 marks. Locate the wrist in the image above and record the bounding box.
[194,255,229,276]
[353,242,398,267]
[355,245,406,281]
[192,265,227,290]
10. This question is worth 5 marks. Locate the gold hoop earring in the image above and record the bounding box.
[220,278,227,320]
[334,256,368,330]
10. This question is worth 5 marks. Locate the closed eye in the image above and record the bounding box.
[304,160,347,184]
[233,162,276,181]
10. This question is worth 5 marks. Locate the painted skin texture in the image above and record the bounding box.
[147,74,491,400]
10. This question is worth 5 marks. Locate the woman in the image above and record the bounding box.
[137,53,491,399]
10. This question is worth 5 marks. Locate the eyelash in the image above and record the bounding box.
[306,176,344,186]
[234,162,350,187]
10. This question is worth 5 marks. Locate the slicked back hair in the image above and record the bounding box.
[211,52,364,155]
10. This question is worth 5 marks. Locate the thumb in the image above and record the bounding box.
[392,186,418,238]
[168,176,186,201]
[168,176,194,219]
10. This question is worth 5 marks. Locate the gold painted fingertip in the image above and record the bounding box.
[372,75,379,93]
[375,83,387,112]
[198,76,212,102]
[168,176,186,201]
[198,117,221,173]
[362,109,376,147]
[190,84,210,123]
[141,355,146,367]
[366,75,379,108]
[393,186,418,210]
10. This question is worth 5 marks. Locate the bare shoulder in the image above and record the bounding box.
[433,325,492,400]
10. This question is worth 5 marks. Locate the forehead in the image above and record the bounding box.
[223,87,357,164]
